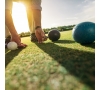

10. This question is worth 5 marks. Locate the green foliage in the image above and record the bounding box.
[19,24,76,37]
[19,31,30,37]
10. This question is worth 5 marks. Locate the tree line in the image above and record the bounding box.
[19,24,76,37]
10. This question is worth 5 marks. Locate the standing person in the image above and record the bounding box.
[5,0,47,48]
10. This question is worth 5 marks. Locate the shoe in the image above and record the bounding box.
[30,33,38,42]
[43,36,48,41]
[30,33,48,42]
[5,35,11,48]
[5,35,11,43]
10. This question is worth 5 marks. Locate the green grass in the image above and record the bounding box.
[5,30,95,90]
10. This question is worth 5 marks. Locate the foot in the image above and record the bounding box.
[30,33,38,42]
[30,33,48,42]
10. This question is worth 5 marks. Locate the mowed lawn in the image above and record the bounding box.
[5,30,95,90]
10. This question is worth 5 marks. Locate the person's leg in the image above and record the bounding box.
[26,7,38,42]
[24,0,42,32]
[22,0,47,43]
[20,0,37,42]
[29,0,43,42]
[26,9,34,33]
[24,2,34,34]
[31,0,47,43]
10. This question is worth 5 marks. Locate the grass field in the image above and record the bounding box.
[5,30,95,90]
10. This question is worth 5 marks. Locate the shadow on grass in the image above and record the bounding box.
[35,42,95,89]
[5,48,23,68]
[53,40,75,44]
[81,42,95,49]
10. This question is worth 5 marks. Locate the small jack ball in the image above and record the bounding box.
[7,41,18,50]
[48,29,60,41]
[72,22,95,44]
